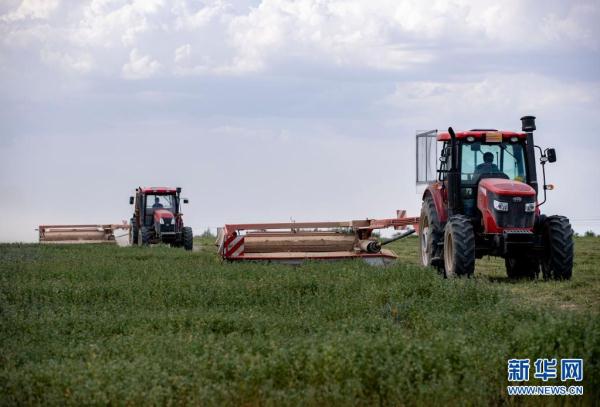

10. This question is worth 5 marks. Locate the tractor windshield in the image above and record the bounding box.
[460,141,526,184]
[146,194,176,210]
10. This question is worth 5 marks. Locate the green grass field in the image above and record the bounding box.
[1,237,598,405]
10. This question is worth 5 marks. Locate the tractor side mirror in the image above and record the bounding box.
[183,198,189,204]
[129,196,134,205]
[546,148,556,163]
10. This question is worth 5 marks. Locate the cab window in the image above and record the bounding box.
[146,194,175,209]
[460,141,526,184]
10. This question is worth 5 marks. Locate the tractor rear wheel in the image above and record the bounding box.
[541,216,573,280]
[129,218,138,246]
[419,196,442,267]
[183,227,193,251]
[443,215,475,278]
[505,257,538,279]
[140,227,152,246]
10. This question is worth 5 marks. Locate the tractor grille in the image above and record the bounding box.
[161,220,176,232]
[489,193,535,229]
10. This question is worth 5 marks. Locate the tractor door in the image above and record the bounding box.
[140,194,153,227]
[416,130,438,185]
[134,192,144,227]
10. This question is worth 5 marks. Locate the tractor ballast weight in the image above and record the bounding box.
[129,186,193,250]
[417,116,573,279]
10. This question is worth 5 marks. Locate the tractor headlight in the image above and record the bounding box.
[493,199,509,212]
[159,218,165,224]
[524,202,536,212]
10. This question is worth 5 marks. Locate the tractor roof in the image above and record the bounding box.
[437,130,526,142]
[139,187,178,194]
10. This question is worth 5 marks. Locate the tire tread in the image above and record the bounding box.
[445,215,475,277]
[542,215,574,280]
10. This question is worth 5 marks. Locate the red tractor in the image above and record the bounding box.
[129,187,193,250]
[417,116,573,279]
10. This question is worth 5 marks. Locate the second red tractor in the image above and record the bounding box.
[129,187,193,250]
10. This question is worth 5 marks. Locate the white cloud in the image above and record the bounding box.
[381,73,600,128]
[172,0,229,31]
[122,48,161,79]
[465,0,600,49]
[541,2,600,50]
[174,43,190,64]
[1,0,599,77]
[223,0,600,74]
[0,0,60,22]
[73,0,165,47]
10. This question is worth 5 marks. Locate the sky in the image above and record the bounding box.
[1,0,599,242]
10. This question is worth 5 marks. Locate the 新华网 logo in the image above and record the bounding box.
[506,358,583,396]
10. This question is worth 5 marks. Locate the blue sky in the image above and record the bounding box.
[1,0,599,241]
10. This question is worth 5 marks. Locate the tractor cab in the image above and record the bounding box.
[139,191,179,227]
[416,116,573,280]
[436,130,534,224]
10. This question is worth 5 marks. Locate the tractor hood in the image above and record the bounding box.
[477,178,536,232]
[478,178,536,197]
[153,209,175,222]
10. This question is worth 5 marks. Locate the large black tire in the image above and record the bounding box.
[419,195,443,267]
[443,215,475,278]
[183,227,193,251]
[129,218,139,246]
[140,227,152,246]
[541,216,574,280]
[505,257,538,279]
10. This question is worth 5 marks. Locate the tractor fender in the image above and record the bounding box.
[476,184,498,233]
[423,183,448,224]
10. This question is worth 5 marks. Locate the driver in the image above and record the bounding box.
[152,196,163,209]
[474,152,500,175]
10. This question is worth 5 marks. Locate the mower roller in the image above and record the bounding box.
[217,210,419,265]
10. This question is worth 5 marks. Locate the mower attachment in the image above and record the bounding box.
[216,211,419,266]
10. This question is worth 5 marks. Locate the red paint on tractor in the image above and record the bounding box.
[477,179,536,234]
[140,187,178,194]
[153,209,174,223]
[478,179,536,197]
[423,183,448,223]
[436,130,526,142]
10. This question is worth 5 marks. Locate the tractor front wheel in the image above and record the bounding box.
[443,215,475,278]
[419,196,442,267]
[183,227,193,251]
[541,216,573,280]
[505,257,538,279]
[129,218,139,246]
[140,227,152,246]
